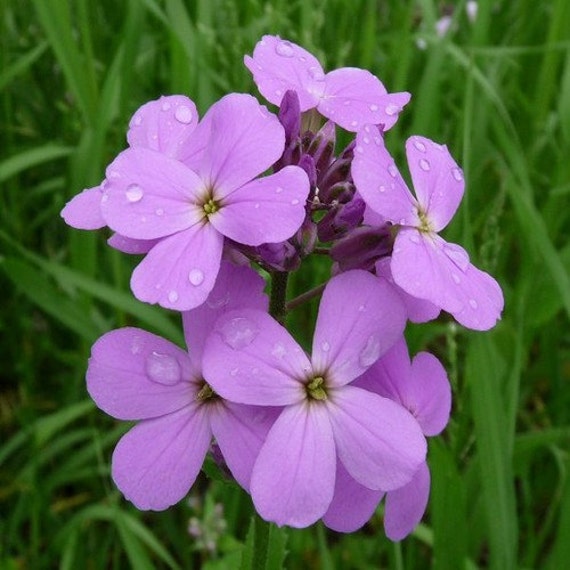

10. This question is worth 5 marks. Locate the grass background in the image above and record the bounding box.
[1,0,569,568]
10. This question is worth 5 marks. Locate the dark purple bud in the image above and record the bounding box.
[319,157,353,199]
[298,154,317,188]
[307,121,336,181]
[278,90,301,145]
[317,192,363,242]
[330,224,393,271]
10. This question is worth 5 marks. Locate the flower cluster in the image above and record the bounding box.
[62,35,503,540]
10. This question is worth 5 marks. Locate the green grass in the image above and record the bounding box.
[1,0,570,568]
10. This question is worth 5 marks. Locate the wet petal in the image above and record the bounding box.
[111,404,211,510]
[61,185,105,230]
[107,234,160,254]
[203,309,309,406]
[130,223,223,311]
[210,166,310,246]
[328,385,426,491]
[312,270,406,386]
[87,327,196,420]
[320,68,410,132]
[250,403,336,527]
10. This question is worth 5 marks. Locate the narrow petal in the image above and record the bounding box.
[250,403,336,527]
[210,166,310,246]
[127,95,199,159]
[87,327,196,420]
[182,261,268,362]
[61,186,105,230]
[323,461,383,533]
[328,385,426,491]
[107,234,160,255]
[384,462,430,541]
[203,309,309,406]
[320,68,410,131]
[352,128,418,225]
[312,270,406,386]
[102,148,204,240]
[405,136,464,232]
[130,223,223,311]
[244,35,324,111]
[111,404,211,511]
[192,94,285,196]
[210,402,279,490]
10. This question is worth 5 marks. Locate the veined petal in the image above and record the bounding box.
[322,461,383,533]
[250,403,336,527]
[328,385,426,491]
[244,35,324,111]
[130,223,223,311]
[210,402,279,491]
[87,327,196,420]
[192,94,285,196]
[320,68,410,132]
[203,309,309,406]
[312,270,406,386]
[61,185,105,230]
[352,128,418,225]
[210,166,310,246]
[111,404,211,511]
[127,95,199,159]
[384,462,430,541]
[182,261,268,362]
[405,136,464,232]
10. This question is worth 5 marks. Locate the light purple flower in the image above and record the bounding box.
[203,270,426,527]
[352,128,504,330]
[245,35,410,132]
[101,93,310,311]
[86,262,276,510]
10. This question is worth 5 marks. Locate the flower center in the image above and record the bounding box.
[417,207,433,233]
[202,197,220,216]
[306,376,328,401]
[196,380,219,403]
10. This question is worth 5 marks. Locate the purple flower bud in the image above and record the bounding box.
[330,224,393,271]
[307,121,336,182]
[278,90,301,145]
[317,193,364,242]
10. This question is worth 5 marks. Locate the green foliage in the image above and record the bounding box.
[1,0,569,568]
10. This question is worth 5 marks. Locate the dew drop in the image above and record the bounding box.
[168,290,179,303]
[291,198,300,205]
[363,136,370,144]
[275,187,283,194]
[206,291,230,309]
[275,40,294,57]
[385,104,400,116]
[452,168,463,181]
[419,158,431,171]
[220,317,259,350]
[343,100,351,106]
[413,139,426,152]
[161,101,171,111]
[452,273,461,284]
[133,114,142,126]
[359,334,381,367]
[230,367,239,377]
[379,185,386,193]
[388,164,399,178]
[321,341,331,352]
[410,232,420,243]
[188,268,205,286]
[174,105,193,124]
[358,304,366,312]
[469,298,478,309]
[155,208,164,216]
[125,184,143,203]
[271,342,287,358]
[369,104,379,112]
[350,120,359,128]
[308,66,325,81]
[146,352,181,385]
[275,89,282,97]
[356,146,364,154]
[254,202,260,209]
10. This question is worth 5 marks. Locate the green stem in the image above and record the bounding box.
[251,513,270,570]
[269,271,289,324]
[286,282,327,313]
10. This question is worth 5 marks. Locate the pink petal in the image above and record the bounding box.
[191,94,285,196]
[405,136,464,232]
[250,403,336,527]
[351,128,418,225]
[384,462,430,541]
[102,148,204,240]
[210,402,279,491]
[130,223,224,311]
[61,185,105,230]
[111,404,211,510]
[323,461,383,533]
[327,385,426,491]
[244,35,324,111]
[202,309,309,406]
[127,95,199,159]
[209,166,310,246]
[87,327,196,420]
[107,233,160,254]
[312,270,407,386]
[320,68,410,131]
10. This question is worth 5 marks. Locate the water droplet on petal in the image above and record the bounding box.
[126,184,143,202]
[254,202,260,209]
[308,66,325,81]
[291,198,300,205]
[271,342,287,358]
[385,104,400,116]
[359,334,381,367]
[369,104,379,112]
[206,291,230,309]
[133,114,142,126]
[350,120,358,128]
[413,139,426,152]
[379,185,386,193]
[410,232,420,243]
[444,243,470,270]
[452,168,463,181]
[161,101,171,111]
[343,100,351,106]
[388,164,398,178]
[358,304,366,312]
[275,40,294,57]
[452,273,461,284]
[155,208,164,216]
[275,89,282,97]
[230,367,239,376]
[174,105,193,124]
[419,158,431,171]
[168,290,179,303]
[146,352,181,385]
[356,146,364,154]
[363,136,370,144]
[275,187,283,194]
[321,341,330,352]
[220,317,259,350]
[188,268,204,286]
[469,298,478,309]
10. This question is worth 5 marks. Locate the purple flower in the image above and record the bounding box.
[100,93,310,311]
[202,270,426,527]
[245,35,410,132]
[352,128,504,330]
[86,262,277,510]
